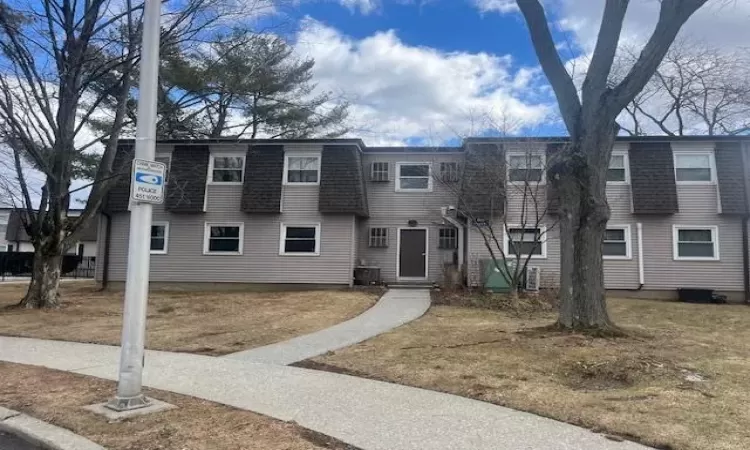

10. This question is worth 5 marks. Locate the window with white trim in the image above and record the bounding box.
[371,162,389,182]
[674,152,715,183]
[438,228,457,249]
[673,226,719,260]
[150,222,169,254]
[284,155,320,184]
[603,226,630,258]
[607,153,628,183]
[204,223,243,254]
[506,227,546,257]
[280,224,320,255]
[507,153,544,183]
[440,162,459,183]
[210,155,244,183]
[396,163,431,191]
[369,227,388,248]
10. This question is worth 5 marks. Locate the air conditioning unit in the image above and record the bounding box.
[525,266,541,291]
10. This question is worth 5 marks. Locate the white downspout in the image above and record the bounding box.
[636,222,644,288]
[441,207,465,268]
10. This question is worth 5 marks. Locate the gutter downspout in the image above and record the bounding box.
[101,212,112,290]
[349,216,356,288]
[636,222,644,289]
[741,142,750,304]
[441,207,465,271]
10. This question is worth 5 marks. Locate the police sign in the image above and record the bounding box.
[130,158,166,204]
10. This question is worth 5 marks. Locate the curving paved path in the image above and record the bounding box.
[0,336,651,450]
[223,288,431,365]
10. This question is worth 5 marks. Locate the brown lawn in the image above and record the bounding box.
[0,362,357,450]
[303,294,750,450]
[0,282,378,355]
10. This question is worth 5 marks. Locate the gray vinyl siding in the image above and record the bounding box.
[467,183,741,292]
[102,144,356,285]
[97,138,749,293]
[466,183,641,290]
[357,153,461,283]
[466,183,560,289]
[639,184,743,292]
[604,184,641,289]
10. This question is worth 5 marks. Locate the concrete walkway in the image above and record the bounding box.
[224,288,431,365]
[0,336,650,450]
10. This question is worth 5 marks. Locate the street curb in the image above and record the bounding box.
[0,406,106,450]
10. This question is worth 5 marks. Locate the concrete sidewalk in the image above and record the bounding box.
[0,336,650,450]
[223,288,431,365]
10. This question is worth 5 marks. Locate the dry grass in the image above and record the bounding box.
[307,295,750,450]
[0,282,378,355]
[0,362,357,450]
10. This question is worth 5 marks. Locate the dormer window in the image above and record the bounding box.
[210,155,244,183]
[284,155,320,185]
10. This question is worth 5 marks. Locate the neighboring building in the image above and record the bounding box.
[4,209,99,257]
[96,136,750,300]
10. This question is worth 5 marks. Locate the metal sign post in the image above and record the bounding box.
[106,0,162,412]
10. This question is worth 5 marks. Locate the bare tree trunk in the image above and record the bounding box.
[20,245,62,309]
[557,132,616,331]
[556,171,579,325]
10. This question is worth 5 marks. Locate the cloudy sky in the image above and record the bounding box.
[271,0,750,146]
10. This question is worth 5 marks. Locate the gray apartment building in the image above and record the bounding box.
[96,136,750,301]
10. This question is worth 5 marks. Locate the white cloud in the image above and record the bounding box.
[337,0,379,14]
[294,18,551,145]
[555,1,750,54]
[472,0,517,14]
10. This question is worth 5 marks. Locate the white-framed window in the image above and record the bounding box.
[603,225,631,259]
[209,154,244,184]
[504,226,547,258]
[284,154,320,185]
[369,227,388,248]
[395,162,432,192]
[150,221,169,254]
[607,153,629,183]
[507,152,545,184]
[673,151,715,184]
[440,162,459,183]
[438,228,458,249]
[203,222,244,255]
[371,162,389,182]
[673,226,719,261]
[280,223,320,256]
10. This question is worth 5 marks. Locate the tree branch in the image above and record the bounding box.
[609,0,708,112]
[516,0,582,136]
[583,0,629,106]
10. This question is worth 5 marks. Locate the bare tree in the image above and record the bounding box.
[0,0,268,308]
[616,39,750,136]
[432,111,559,298]
[464,148,558,298]
[516,0,709,330]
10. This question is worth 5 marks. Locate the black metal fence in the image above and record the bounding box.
[0,253,96,281]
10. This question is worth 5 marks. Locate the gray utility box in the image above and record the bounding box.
[354,266,381,285]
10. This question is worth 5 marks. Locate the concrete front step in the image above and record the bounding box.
[387,283,435,289]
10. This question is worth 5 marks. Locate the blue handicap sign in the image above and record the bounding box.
[135,172,163,186]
